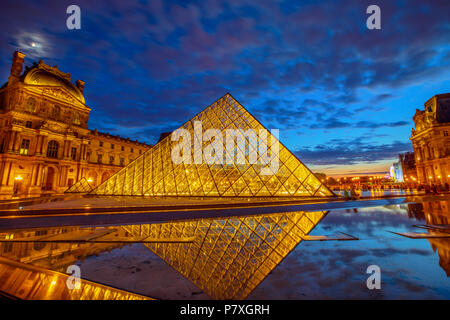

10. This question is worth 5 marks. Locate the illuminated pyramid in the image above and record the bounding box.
[122,210,327,299]
[64,177,93,193]
[91,93,333,197]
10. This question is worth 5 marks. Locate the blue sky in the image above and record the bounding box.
[1,0,449,176]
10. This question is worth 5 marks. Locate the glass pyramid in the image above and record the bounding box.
[91,93,333,197]
[122,210,327,299]
[65,177,93,193]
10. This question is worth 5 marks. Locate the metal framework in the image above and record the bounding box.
[122,210,327,299]
[64,177,93,193]
[91,93,333,197]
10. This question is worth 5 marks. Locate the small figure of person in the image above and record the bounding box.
[350,185,360,200]
[431,183,439,195]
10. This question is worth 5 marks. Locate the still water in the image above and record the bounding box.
[0,198,449,299]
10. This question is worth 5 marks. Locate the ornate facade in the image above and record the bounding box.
[0,51,151,199]
[411,93,450,185]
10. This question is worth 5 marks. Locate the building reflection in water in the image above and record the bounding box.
[0,210,328,299]
[408,200,450,277]
[0,227,149,299]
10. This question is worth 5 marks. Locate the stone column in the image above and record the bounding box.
[13,131,21,152]
[7,131,16,152]
[36,164,44,187]
[0,161,11,186]
[30,164,38,186]
[35,136,42,155]
[4,161,13,186]
[41,136,49,156]
[80,144,86,161]
[64,140,73,159]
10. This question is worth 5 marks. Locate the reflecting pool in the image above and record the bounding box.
[0,198,449,299]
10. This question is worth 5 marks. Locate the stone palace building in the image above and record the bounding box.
[0,51,151,199]
[411,93,450,185]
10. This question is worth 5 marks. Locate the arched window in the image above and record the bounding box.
[26,97,36,113]
[52,105,61,119]
[46,140,59,158]
[73,111,80,125]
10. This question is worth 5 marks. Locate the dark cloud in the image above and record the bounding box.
[0,0,448,167]
[295,138,413,165]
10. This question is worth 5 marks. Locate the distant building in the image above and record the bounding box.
[0,51,151,199]
[410,93,450,185]
[400,152,417,183]
[390,161,403,182]
[390,152,417,183]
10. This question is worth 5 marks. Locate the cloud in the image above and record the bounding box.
[0,0,448,168]
[294,138,413,165]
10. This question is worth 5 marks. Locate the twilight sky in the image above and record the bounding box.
[0,0,449,176]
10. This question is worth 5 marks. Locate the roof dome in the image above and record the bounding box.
[23,62,85,104]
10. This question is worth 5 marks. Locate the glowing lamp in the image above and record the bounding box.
[14,175,23,181]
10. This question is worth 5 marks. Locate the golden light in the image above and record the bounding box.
[438,176,441,179]
[89,94,333,198]
[14,175,23,181]
[429,176,432,179]
[87,177,93,183]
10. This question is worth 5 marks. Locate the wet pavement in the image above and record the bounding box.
[0,196,449,299]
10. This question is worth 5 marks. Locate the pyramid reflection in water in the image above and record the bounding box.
[91,93,333,197]
[123,210,327,299]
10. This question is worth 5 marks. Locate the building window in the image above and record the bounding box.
[73,111,80,125]
[46,140,59,158]
[99,141,103,147]
[120,157,125,166]
[25,121,32,128]
[20,139,30,155]
[52,105,61,119]
[70,147,77,160]
[121,146,124,151]
[87,152,91,161]
[444,131,449,136]
[3,242,13,253]
[139,150,142,154]
[25,97,36,113]
[97,154,103,163]
[111,144,114,149]
[130,148,134,153]
[109,156,114,164]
